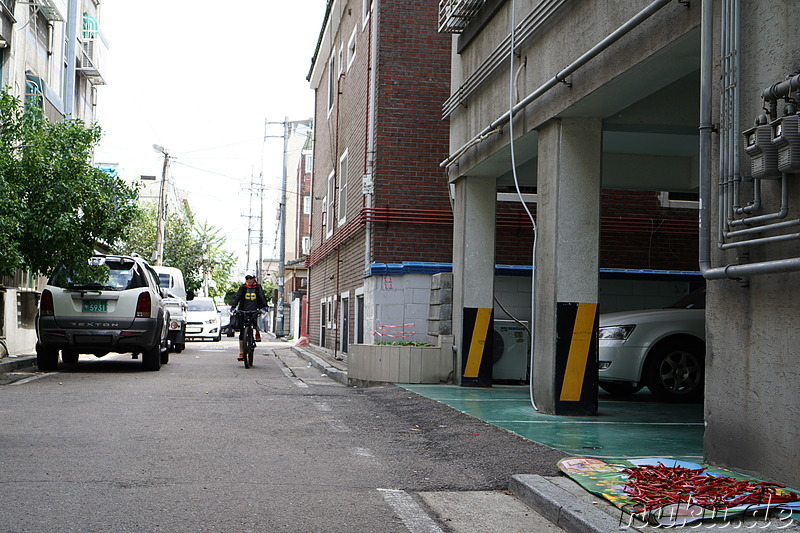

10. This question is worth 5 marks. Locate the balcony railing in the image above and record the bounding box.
[438,0,485,33]
[0,0,16,17]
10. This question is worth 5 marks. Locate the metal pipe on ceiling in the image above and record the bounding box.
[440,0,674,169]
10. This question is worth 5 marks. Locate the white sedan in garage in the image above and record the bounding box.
[598,289,705,402]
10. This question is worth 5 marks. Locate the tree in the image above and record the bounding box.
[194,222,237,299]
[0,90,139,277]
[115,203,237,297]
[117,202,203,285]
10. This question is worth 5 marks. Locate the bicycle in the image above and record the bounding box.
[234,309,262,368]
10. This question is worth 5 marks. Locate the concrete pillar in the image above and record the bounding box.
[533,118,602,414]
[451,175,497,385]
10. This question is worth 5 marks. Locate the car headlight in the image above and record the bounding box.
[598,325,635,341]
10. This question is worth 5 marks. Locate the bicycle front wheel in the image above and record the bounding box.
[243,327,254,368]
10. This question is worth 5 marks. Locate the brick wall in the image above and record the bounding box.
[495,190,699,270]
[308,0,453,347]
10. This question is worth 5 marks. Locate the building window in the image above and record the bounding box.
[302,236,311,255]
[363,0,372,27]
[327,54,336,114]
[658,191,700,209]
[347,27,357,70]
[304,154,313,173]
[25,72,44,110]
[326,170,335,237]
[303,195,311,215]
[338,151,348,226]
[356,294,364,344]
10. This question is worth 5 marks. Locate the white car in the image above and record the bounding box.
[185,297,222,341]
[153,266,193,353]
[598,288,705,402]
[35,254,170,371]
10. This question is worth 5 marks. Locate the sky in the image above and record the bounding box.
[94,0,328,272]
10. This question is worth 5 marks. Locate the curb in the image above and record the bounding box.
[510,474,625,533]
[0,355,36,373]
[290,346,349,386]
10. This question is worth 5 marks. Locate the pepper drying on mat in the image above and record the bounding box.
[624,463,800,512]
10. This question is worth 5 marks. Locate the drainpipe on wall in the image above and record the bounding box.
[364,0,378,272]
[64,0,78,117]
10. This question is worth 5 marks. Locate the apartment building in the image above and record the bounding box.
[0,0,107,357]
[443,0,800,487]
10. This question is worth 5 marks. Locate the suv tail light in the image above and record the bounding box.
[136,292,151,318]
[40,289,54,316]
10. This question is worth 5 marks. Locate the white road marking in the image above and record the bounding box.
[378,489,444,533]
[11,373,50,385]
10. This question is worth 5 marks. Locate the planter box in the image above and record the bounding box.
[349,336,454,385]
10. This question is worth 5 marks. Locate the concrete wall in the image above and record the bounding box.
[703,1,800,488]
[2,289,39,356]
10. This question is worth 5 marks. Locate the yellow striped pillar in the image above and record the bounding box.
[461,307,494,387]
[554,302,598,415]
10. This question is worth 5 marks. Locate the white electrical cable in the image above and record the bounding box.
[508,0,538,411]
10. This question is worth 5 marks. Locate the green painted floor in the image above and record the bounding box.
[401,384,704,460]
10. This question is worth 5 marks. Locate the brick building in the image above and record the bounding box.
[305,0,453,355]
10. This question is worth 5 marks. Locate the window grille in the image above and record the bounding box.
[438,0,485,33]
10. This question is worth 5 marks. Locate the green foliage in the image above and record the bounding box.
[0,90,139,278]
[114,204,237,298]
[195,222,237,299]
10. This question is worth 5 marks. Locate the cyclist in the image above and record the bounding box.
[231,272,268,361]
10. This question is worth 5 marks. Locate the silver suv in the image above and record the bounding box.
[35,254,170,371]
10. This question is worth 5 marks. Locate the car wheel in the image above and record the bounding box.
[227,331,234,338]
[645,340,704,402]
[36,344,59,371]
[61,349,80,364]
[214,333,221,342]
[599,382,644,396]
[174,343,184,354]
[142,343,162,371]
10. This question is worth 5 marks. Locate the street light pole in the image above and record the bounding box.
[153,144,170,266]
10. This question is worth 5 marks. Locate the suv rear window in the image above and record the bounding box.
[49,258,149,291]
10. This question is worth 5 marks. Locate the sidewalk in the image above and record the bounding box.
[0,354,36,373]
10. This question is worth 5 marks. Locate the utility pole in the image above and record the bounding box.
[276,117,289,337]
[259,170,264,281]
[153,144,170,266]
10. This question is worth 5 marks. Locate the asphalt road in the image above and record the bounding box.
[0,339,567,533]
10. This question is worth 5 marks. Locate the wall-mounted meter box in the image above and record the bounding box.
[743,124,780,179]
[771,114,800,173]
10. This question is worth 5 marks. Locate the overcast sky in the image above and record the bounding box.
[94,0,327,272]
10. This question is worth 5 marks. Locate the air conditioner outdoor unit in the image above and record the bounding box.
[492,319,529,381]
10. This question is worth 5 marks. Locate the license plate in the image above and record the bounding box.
[82,300,107,313]
[186,327,201,333]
